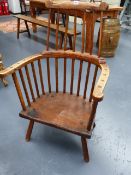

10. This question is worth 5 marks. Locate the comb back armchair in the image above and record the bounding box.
[0,50,109,162]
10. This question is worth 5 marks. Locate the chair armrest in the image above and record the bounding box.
[93,62,109,102]
[0,54,42,78]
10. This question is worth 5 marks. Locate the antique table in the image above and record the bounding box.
[30,0,122,53]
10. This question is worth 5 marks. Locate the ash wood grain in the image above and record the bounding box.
[12,72,26,111]
[64,13,69,51]
[20,93,92,137]
[63,58,66,93]
[38,60,45,95]
[19,69,31,106]
[70,59,75,95]
[45,1,109,11]
[25,65,36,102]
[83,63,91,99]
[46,59,51,93]
[77,61,83,96]
[31,62,40,98]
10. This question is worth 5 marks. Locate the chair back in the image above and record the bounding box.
[0,51,109,108]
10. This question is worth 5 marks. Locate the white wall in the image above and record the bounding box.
[8,0,21,13]
[102,0,121,6]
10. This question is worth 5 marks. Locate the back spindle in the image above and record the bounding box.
[46,9,52,51]
[55,56,59,93]
[81,12,86,53]
[25,65,35,102]
[69,12,77,95]
[83,62,91,99]
[12,72,26,110]
[77,60,83,96]
[46,58,51,93]
[63,13,69,93]
[55,11,60,93]
[19,69,31,106]
[38,59,45,95]
[46,9,52,93]
[31,62,40,98]
[70,58,75,95]
[76,12,86,96]
[56,11,60,50]
[98,11,104,57]
[73,12,77,52]
[64,13,69,51]
[63,56,67,93]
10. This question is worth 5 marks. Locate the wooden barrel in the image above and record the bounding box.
[100,18,120,57]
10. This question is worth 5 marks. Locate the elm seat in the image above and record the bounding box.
[0,50,109,162]
[20,93,92,137]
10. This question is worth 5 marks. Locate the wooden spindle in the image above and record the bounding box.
[12,72,26,111]
[31,62,40,98]
[78,13,85,96]
[89,66,98,102]
[98,11,103,57]
[46,9,51,51]
[63,13,69,93]
[63,58,66,93]
[55,12,59,93]
[77,60,83,96]
[19,69,31,106]
[46,58,51,93]
[70,59,75,95]
[73,13,77,52]
[83,63,91,99]
[55,58,58,93]
[64,13,69,51]
[90,11,95,55]
[56,11,60,50]
[81,12,86,53]
[38,60,45,95]
[46,9,51,93]
[25,65,35,102]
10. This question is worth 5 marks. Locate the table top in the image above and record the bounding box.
[30,0,123,11]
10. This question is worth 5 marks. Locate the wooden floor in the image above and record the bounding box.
[20,93,92,137]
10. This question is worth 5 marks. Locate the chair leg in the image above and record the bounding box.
[17,18,20,39]
[81,136,89,162]
[26,120,34,142]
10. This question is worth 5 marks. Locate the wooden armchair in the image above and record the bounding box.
[0,50,109,162]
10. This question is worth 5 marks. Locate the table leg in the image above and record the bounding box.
[85,12,96,54]
[30,6,37,33]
